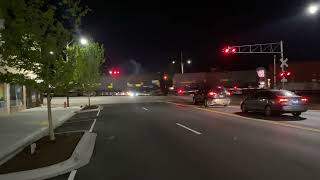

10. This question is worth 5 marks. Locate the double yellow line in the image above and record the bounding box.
[167,101,320,134]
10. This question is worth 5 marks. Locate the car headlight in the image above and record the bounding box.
[128,91,138,97]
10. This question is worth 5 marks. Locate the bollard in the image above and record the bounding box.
[64,101,67,108]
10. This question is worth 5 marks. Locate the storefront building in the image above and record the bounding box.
[0,82,27,114]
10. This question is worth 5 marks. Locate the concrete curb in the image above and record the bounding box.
[77,105,103,114]
[0,109,78,166]
[0,132,97,180]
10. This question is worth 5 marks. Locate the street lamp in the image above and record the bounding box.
[80,37,88,45]
[49,51,54,55]
[307,3,319,15]
[171,52,192,74]
[65,36,88,107]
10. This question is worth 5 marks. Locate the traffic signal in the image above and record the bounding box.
[163,75,168,80]
[223,48,230,54]
[109,67,120,76]
[222,47,236,54]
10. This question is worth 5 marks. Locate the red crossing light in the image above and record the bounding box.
[223,47,236,54]
[109,67,120,76]
[279,71,291,77]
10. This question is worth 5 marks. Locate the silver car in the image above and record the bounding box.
[193,86,231,107]
[241,90,308,117]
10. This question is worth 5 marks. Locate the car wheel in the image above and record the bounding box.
[264,106,272,116]
[204,99,209,108]
[193,97,197,105]
[241,104,248,113]
[292,112,301,117]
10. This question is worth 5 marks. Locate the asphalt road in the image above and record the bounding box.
[50,96,320,180]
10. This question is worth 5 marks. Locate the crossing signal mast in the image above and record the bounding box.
[222,41,288,89]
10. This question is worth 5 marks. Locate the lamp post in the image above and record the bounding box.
[172,51,192,74]
[65,36,89,107]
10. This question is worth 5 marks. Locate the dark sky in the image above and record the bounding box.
[81,0,320,74]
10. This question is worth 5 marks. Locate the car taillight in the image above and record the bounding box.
[301,97,308,103]
[278,97,288,104]
[178,89,183,94]
[208,91,216,96]
[226,91,231,96]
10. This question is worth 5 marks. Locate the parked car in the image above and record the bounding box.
[193,86,231,107]
[240,90,308,117]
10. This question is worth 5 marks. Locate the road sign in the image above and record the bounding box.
[281,77,287,83]
[280,58,288,69]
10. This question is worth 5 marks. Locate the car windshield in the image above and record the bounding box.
[273,90,298,97]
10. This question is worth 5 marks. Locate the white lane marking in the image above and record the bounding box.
[89,119,97,133]
[176,123,202,135]
[68,170,77,180]
[142,107,149,111]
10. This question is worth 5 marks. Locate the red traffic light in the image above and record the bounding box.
[223,48,230,53]
[163,75,168,80]
[109,67,120,76]
[222,47,236,54]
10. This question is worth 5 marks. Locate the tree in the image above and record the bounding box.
[72,42,105,106]
[0,0,88,140]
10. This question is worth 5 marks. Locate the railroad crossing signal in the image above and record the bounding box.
[279,58,289,86]
[279,70,290,83]
[280,58,288,70]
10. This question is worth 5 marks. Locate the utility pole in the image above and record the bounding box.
[280,40,285,89]
[273,55,277,89]
[180,51,184,74]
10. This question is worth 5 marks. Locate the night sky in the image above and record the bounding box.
[81,1,320,74]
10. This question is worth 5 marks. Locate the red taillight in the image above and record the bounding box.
[278,97,288,104]
[208,91,216,96]
[178,89,183,94]
[226,91,231,96]
[301,97,308,102]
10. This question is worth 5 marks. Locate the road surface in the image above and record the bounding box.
[50,96,320,180]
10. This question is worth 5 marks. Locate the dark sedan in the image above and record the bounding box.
[240,90,308,117]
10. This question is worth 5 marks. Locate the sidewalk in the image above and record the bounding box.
[0,106,80,165]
